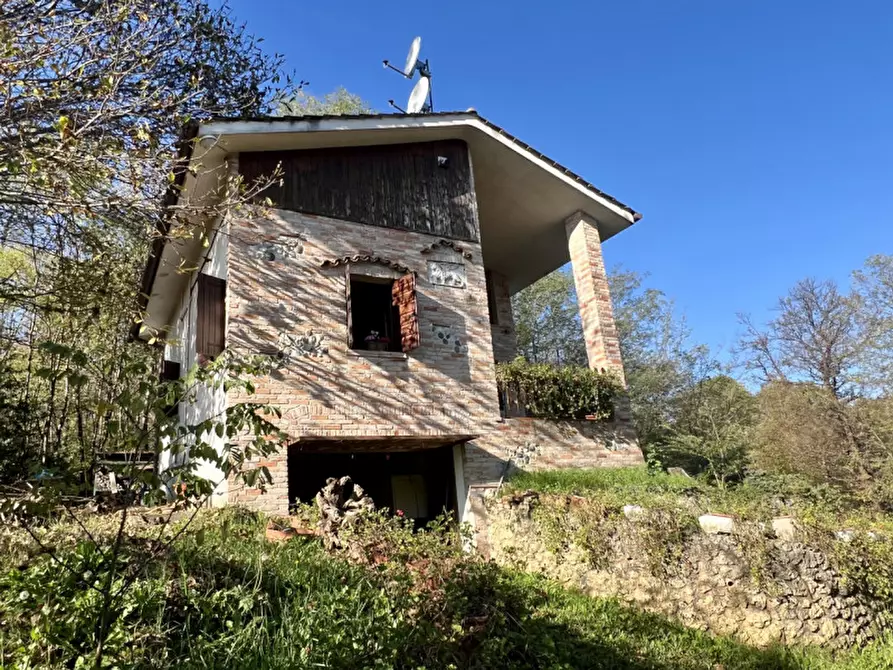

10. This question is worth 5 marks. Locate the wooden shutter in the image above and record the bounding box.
[196,274,226,362]
[392,273,420,353]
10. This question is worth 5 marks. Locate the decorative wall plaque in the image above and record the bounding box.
[279,330,328,361]
[247,236,304,263]
[427,260,466,288]
[431,323,468,354]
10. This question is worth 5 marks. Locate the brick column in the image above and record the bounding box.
[565,211,626,386]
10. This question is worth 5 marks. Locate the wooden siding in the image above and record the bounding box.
[239,140,480,242]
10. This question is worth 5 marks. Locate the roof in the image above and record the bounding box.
[204,111,642,222]
[136,111,641,338]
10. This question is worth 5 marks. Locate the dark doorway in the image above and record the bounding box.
[287,445,457,527]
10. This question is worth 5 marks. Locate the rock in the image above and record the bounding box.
[623,504,645,519]
[819,619,837,640]
[772,517,798,541]
[699,514,735,534]
[667,467,690,478]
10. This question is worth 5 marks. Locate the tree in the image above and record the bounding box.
[512,266,711,444]
[752,382,864,489]
[511,269,586,365]
[740,261,893,502]
[609,268,712,444]
[737,278,858,399]
[853,254,893,394]
[0,0,294,481]
[665,375,756,487]
[276,87,373,116]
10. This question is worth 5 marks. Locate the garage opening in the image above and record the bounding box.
[287,440,463,527]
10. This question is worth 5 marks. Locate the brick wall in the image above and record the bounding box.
[224,207,501,513]
[488,270,517,363]
[221,207,640,514]
[565,212,625,384]
[463,418,643,487]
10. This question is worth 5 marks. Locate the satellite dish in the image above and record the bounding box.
[407,76,430,113]
[404,37,422,77]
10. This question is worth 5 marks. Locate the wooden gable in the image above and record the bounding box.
[239,140,480,242]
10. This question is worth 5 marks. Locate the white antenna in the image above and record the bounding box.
[403,37,421,76]
[406,76,430,114]
[383,36,434,113]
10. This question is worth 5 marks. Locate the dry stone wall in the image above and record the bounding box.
[485,495,880,649]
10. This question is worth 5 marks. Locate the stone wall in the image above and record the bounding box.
[484,496,879,649]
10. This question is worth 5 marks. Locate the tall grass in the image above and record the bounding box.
[2,508,893,668]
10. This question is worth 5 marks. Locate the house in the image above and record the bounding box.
[137,111,644,528]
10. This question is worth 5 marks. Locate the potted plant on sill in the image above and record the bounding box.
[364,330,391,352]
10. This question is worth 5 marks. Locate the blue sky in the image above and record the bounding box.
[228,0,893,357]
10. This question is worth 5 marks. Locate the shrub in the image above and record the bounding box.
[496,358,620,420]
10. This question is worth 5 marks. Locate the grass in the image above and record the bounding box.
[2,507,893,669]
[507,465,699,497]
[505,466,893,530]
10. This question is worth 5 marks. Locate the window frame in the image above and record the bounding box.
[344,267,420,355]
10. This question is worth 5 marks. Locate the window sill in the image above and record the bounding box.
[347,349,408,361]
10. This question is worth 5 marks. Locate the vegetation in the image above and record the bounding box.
[514,255,893,508]
[506,466,893,612]
[3,509,893,669]
[0,3,374,666]
[276,86,374,116]
[495,357,620,420]
[1,0,891,666]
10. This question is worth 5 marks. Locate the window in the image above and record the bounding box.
[347,273,419,353]
[485,269,499,326]
[196,274,226,362]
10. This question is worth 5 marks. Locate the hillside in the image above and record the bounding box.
[2,498,892,669]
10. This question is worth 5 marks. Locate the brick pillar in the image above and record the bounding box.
[565,211,626,386]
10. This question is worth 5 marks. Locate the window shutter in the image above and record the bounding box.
[196,274,226,362]
[392,273,420,353]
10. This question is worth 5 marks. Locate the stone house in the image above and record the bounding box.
[136,112,644,526]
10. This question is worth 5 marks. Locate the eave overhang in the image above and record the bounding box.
[136,112,641,339]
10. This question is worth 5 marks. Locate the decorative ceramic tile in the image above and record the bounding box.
[431,323,468,354]
[279,330,328,360]
[248,236,304,263]
[427,260,466,288]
